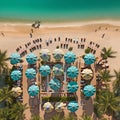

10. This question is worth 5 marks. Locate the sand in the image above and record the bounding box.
[0,20,120,120]
[0,20,120,71]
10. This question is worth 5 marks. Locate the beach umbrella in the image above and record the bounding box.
[53,64,64,76]
[67,66,79,78]
[53,49,64,61]
[43,102,54,113]
[26,53,37,64]
[10,70,22,81]
[67,81,79,93]
[83,85,96,97]
[55,102,66,112]
[28,85,39,96]
[10,53,21,65]
[81,68,93,80]
[49,78,61,91]
[25,68,36,79]
[40,49,50,62]
[67,101,79,112]
[39,65,51,76]
[11,86,22,97]
[64,51,76,64]
[84,53,95,65]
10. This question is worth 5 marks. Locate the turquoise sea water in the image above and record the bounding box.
[0,0,120,22]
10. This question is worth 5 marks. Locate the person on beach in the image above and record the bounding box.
[1,32,5,37]
[31,29,33,33]
[102,33,105,38]
[30,33,32,38]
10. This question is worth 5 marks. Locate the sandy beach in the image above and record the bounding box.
[0,20,120,71]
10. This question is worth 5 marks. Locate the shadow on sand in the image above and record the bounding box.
[44,110,65,120]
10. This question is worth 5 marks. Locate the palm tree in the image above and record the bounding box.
[9,102,28,120]
[0,50,9,74]
[0,86,14,106]
[94,90,120,118]
[113,70,120,120]
[64,114,76,120]
[99,70,113,83]
[113,70,120,96]
[50,114,61,120]
[0,107,10,120]
[68,47,73,51]
[79,113,93,120]
[101,47,117,59]
[31,115,42,120]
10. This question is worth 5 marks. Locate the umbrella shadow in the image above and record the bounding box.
[82,97,94,116]
[29,96,40,117]
[44,110,65,120]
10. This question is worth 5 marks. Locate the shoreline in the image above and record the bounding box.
[0,20,120,28]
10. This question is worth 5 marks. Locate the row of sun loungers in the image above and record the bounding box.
[15,36,101,59]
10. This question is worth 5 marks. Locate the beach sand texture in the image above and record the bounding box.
[0,21,120,120]
[0,21,120,71]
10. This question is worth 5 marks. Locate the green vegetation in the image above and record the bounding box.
[31,115,43,120]
[68,47,73,51]
[101,47,117,59]
[94,90,120,118]
[85,47,91,54]
[42,96,76,102]
[0,50,9,74]
[0,47,120,120]
[99,70,113,83]
[0,50,28,120]
[56,46,59,49]
[113,70,120,119]
[80,113,92,120]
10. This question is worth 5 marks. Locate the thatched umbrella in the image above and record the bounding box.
[43,102,54,113]
[53,49,64,61]
[40,49,50,62]
[81,68,93,80]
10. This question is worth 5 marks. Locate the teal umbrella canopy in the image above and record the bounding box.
[67,101,79,112]
[67,81,79,93]
[67,66,79,78]
[53,49,64,61]
[25,68,36,79]
[40,49,50,62]
[84,53,95,65]
[10,70,22,81]
[64,51,76,64]
[28,85,39,96]
[10,53,21,65]
[53,64,63,76]
[49,78,61,91]
[39,65,51,76]
[83,85,96,97]
[26,53,37,64]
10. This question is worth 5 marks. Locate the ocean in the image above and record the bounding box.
[0,0,120,23]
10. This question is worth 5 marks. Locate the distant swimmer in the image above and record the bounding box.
[30,33,32,38]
